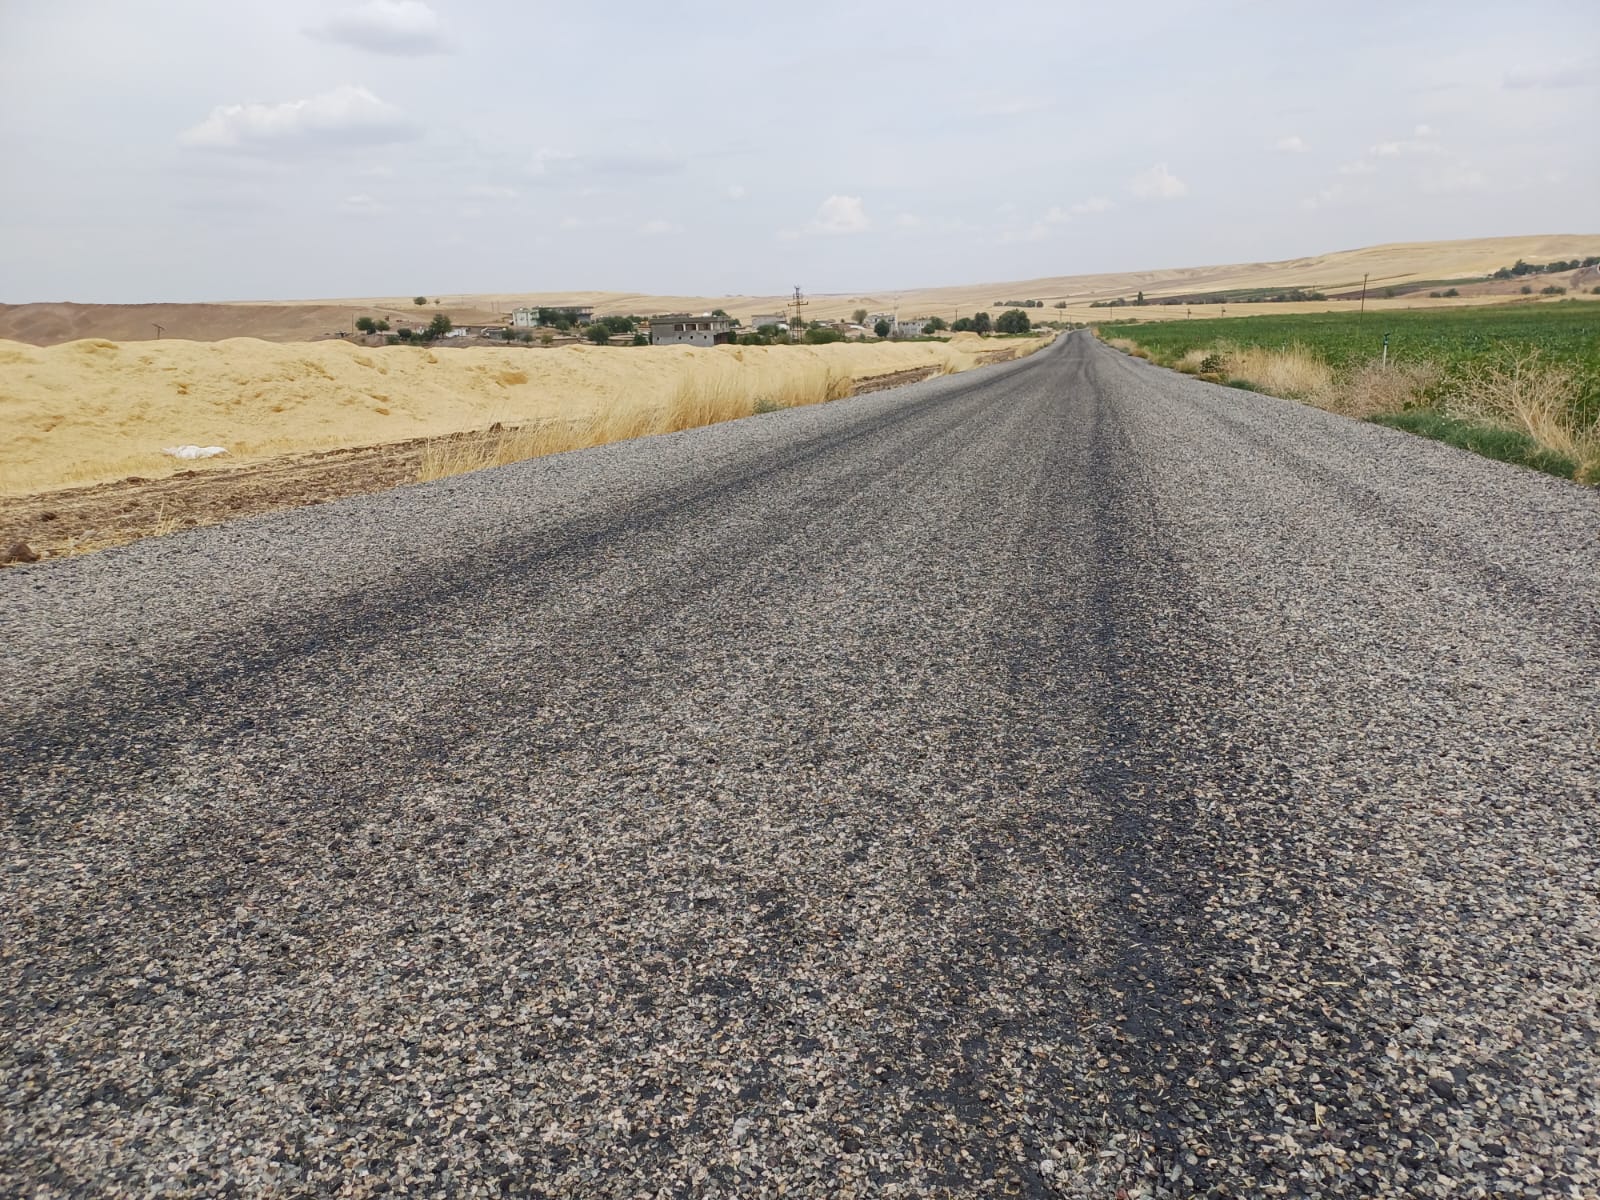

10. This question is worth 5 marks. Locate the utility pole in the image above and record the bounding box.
[790,285,808,332]
[1359,273,1369,322]
[152,323,164,339]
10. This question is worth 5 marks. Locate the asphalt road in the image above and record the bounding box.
[4,331,1598,1198]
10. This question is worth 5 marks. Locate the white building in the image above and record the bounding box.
[749,313,787,330]
[511,305,595,329]
[891,317,932,339]
[649,314,736,347]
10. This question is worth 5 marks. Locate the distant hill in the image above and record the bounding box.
[3,235,1597,346]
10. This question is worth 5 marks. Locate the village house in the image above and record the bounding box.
[649,314,736,347]
[510,305,595,329]
[749,313,788,330]
[891,317,932,339]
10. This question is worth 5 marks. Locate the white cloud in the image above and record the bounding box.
[307,1,451,55]
[1338,160,1377,175]
[1420,164,1487,195]
[809,195,869,234]
[639,219,679,235]
[727,184,747,200]
[464,184,518,200]
[525,146,684,182]
[1414,123,1437,138]
[339,193,385,215]
[1504,58,1594,89]
[1275,135,1308,153]
[1130,162,1187,199]
[1370,136,1442,158]
[180,85,417,151]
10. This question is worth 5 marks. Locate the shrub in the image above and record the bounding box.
[873,319,891,338]
[995,309,1031,334]
[804,327,844,344]
[355,316,377,333]
[632,333,649,346]
[1443,288,1459,298]
[426,313,453,340]
[585,324,611,345]
[1520,285,1534,294]
[537,331,553,346]
[851,308,868,325]
[971,311,992,334]
[413,296,428,306]
[1540,285,1567,295]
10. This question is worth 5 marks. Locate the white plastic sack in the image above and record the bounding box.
[162,445,228,460]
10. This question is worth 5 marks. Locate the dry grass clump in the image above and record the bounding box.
[417,360,856,482]
[1446,351,1598,476]
[1318,359,1442,418]
[1217,344,1334,399]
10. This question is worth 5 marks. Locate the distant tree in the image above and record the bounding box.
[804,327,845,344]
[1520,285,1534,294]
[395,327,416,342]
[1442,288,1459,298]
[1540,285,1567,295]
[710,308,730,318]
[537,331,553,346]
[971,311,992,334]
[995,309,1031,334]
[851,308,869,325]
[585,323,612,344]
[632,333,649,346]
[413,296,428,306]
[873,318,891,338]
[950,317,974,332]
[1136,291,1145,306]
[375,319,390,331]
[355,316,377,333]
[1053,300,1067,308]
[426,313,453,340]
[923,316,948,333]
[756,324,781,338]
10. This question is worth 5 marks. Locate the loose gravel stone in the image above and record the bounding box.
[2,332,1596,1197]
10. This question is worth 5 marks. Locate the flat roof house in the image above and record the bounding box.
[749,313,788,330]
[511,305,596,328]
[649,314,736,347]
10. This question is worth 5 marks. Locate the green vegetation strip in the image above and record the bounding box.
[1370,411,1578,479]
[1100,302,1600,482]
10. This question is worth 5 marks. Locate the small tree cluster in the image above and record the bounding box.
[355,316,391,333]
[994,309,1031,334]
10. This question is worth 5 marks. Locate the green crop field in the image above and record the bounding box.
[1099,301,1600,417]
[1097,301,1600,481]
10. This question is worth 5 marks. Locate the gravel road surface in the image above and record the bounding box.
[4,331,1598,1198]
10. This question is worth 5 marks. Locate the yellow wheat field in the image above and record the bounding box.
[0,334,1046,496]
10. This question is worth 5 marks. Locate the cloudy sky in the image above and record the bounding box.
[1,0,1594,302]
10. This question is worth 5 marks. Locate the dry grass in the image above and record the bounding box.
[1320,360,1442,418]
[6,334,1054,497]
[1214,344,1334,399]
[416,360,859,482]
[1446,351,1599,477]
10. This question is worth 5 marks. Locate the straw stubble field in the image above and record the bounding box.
[1,333,1049,560]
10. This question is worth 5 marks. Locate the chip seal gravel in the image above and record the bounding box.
[2,332,1597,1197]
